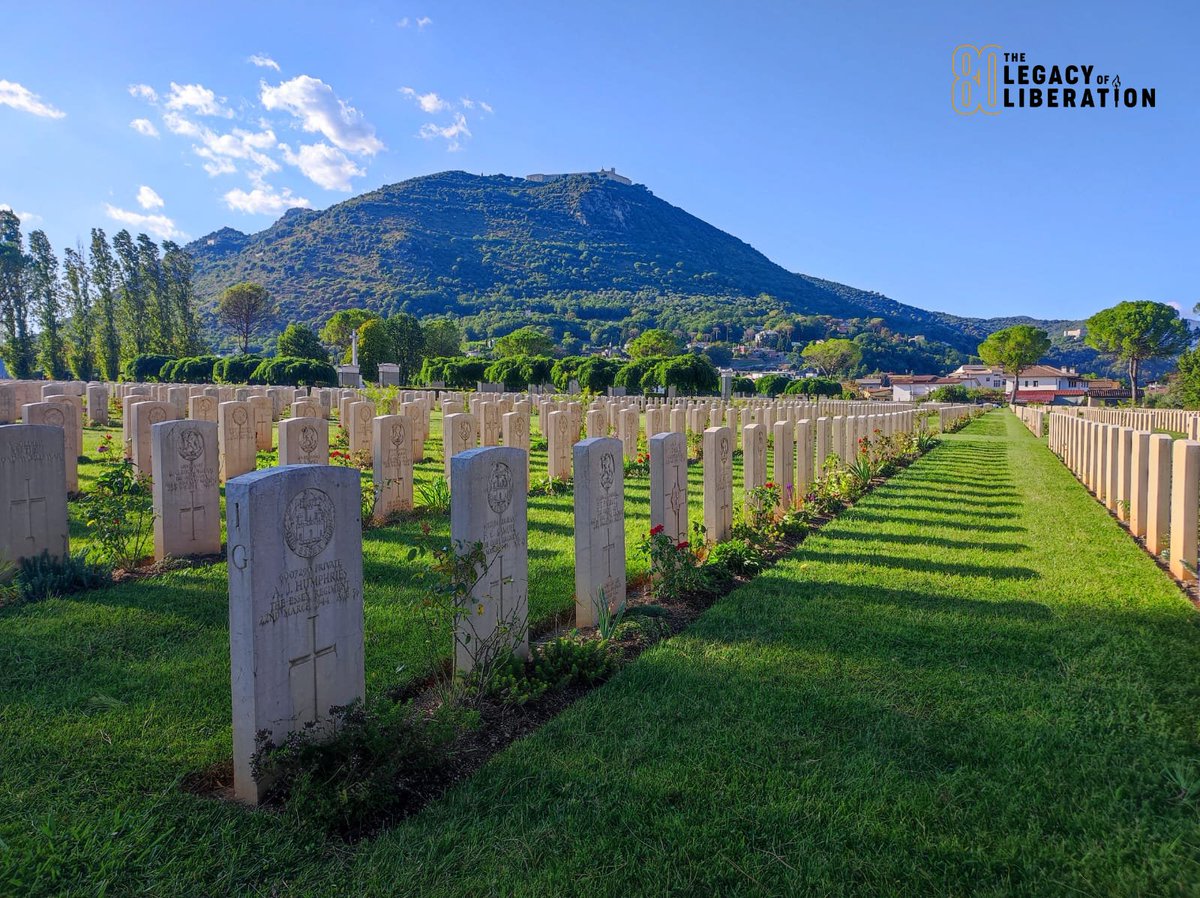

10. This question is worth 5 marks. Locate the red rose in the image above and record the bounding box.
[650,524,665,536]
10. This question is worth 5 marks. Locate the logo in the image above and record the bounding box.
[178,428,204,461]
[599,452,616,491]
[488,461,513,515]
[299,425,319,454]
[284,487,336,558]
[953,45,1156,115]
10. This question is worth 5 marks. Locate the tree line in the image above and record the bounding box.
[0,211,203,381]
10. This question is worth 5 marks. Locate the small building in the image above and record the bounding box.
[947,364,1006,390]
[1004,365,1088,396]
[890,375,961,402]
[1063,327,1085,339]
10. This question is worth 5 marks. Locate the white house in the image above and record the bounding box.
[947,364,1006,390]
[1004,365,1087,395]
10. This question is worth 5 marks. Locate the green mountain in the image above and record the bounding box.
[186,170,1119,374]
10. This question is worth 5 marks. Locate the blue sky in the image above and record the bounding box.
[2,0,1195,322]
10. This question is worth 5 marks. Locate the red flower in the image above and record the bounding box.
[650,524,665,536]
[765,481,775,489]
[676,540,689,550]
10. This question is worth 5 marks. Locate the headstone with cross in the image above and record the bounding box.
[373,414,413,520]
[279,417,329,465]
[573,437,626,627]
[703,425,734,543]
[218,401,258,482]
[190,395,218,423]
[86,383,109,426]
[546,410,573,481]
[650,431,689,543]
[501,410,530,484]
[443,412,477,481]
[450,446,529,674]
[0,424,69,566]
[130,400,178,476]
[226,463,365,804]
[152,419,220,559]
[22,401,81,493]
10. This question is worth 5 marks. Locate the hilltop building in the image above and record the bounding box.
[526,167,632,185]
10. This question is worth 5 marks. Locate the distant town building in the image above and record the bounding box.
[1063,327,1085,339]
[525,167,632,185]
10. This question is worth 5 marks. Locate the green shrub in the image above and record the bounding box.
[122,353,175,382]
[249,357,337,387]
[251,698,464,833]
[161,355,220,384]
[784,376,843,397]
[755,374,792,397]
[213,354,263,384]
[13,550,111,602]
[706,539,767,578]
[492,637,616,705]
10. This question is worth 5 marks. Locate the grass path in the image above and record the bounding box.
[4,412,1200,896]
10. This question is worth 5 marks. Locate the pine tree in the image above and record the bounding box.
[63,245,97,380]
[89,228,121,380]
[28,229,68,379]
[0,210,34,378]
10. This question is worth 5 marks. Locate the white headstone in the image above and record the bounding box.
[226,464,365,804]
[450,447,529,673]
[649,431,689,542]
[279,417,329,465]
[152,419,220,559]
[0,424,69,565]
[573,437,625,627]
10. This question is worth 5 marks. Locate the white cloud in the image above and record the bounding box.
[417,16,432,28]
[0,80,66,119]
[460,97,494,114]
[223,184,311,215]
[418,112,471,150]
[396,16,409,27]
[104,203,185,240]
[136,186,165,210]
[162,111,202,137]
[248,54,280,71]
[280,142,364,191]
[130,117,160,137]
[128,83,158,103]
[260,75,384,155]
[193,126,280,178]
[165,82,233,117]
[400,86,448,113]
[0,204,41,225]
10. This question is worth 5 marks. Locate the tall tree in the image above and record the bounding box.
[218,282,277,353]
[977,325,1051,405]
[626,328,681,360]
[494,325,554,358]
[27,230,67,379]
[1087,301,1191,405]
[422,317,463,357]
[356,314,426,383]
[320,308,378,360]
[277,323,328,361]
[161,241,202,354]
[112,229,149,358]
[62,245,97,380]
[0,210,34,378]
[800,338,863,377]
[137,234,171,353]
[89,228,121,380]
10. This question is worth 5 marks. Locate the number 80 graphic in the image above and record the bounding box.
[952,44,1002,115]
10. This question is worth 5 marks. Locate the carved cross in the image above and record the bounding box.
[12,478,46,541]
[288,615,337,725]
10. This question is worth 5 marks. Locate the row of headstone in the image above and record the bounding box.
[1048,412,1199,581]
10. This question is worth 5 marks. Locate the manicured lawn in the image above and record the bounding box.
[3,411,1199,896]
